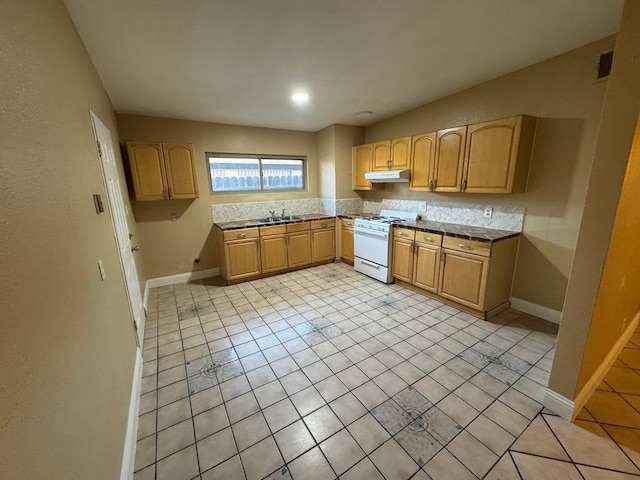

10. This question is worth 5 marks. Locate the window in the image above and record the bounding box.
[207,154,306,193]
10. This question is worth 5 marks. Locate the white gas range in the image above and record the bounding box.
[354,209,418,283]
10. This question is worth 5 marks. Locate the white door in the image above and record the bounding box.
[91,112,144,347]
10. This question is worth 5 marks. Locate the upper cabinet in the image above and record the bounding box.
[390,137,411,170]
[409,132,436,191]
[433,126,467,192]
[407,114,537,194]
[127,141,199,201]
[372,141,391,171]
[352,144,373,190]
[462,115,537,194]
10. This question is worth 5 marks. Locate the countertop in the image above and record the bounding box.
[214,212,519,242]
[214,213,335,230]
[395,219,519,242]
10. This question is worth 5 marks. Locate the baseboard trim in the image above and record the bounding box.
[510,297,562,324]
[120,347,143,480]
[543,388,575,421]
[572,309,640,418]
[146,267,220,289]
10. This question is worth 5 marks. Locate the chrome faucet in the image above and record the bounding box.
[268,210,276,221]
[281,209,286,218]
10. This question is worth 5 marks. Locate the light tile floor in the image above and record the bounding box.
[133,262,639,479]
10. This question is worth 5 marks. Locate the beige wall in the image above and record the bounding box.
[335,125,365,199]
[361,36,615,312]
[549,0,640,399]
[117,115,319,278]
[0,1,142,479]
[576,114,640,391]
[318,125,336,198]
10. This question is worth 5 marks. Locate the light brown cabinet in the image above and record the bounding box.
[287,223,312,268]
[462,115,537,194]
[218,228,261,282]
[372,137,411,171]
[216,218,337,284]
[340,218,355,264]
[311,219,336,263]
[409,132,436,191]
[433,126,467,192]
[372,141,391,171]
[352,144,373,190]
[392,226,519,319]
[127,142,199,201]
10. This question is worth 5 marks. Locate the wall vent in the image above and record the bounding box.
[597,50,614,79]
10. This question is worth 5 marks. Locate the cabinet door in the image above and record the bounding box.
[353,144,373,190]
[341,224,354,263]
[439,250,489,310]
[312,228,336,263]
[390,137,411,169]
[434,126,467,192]
[392,238,414,283]
[463,116,520,193]
[413,245,440,293]
[225,239,261,280]
[410,132,436,191]
[162,143,199,199]
[260,235,288,273]
[127,142,167,201]
[288,231,311,268]
[372,141,391,171]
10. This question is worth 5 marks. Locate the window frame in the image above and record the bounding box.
[206,152,307,194]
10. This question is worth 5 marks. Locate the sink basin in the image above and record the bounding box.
[257,215,302,223]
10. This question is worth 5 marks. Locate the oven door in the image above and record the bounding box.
[354,226,391,267]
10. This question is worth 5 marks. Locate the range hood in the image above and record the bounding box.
[365,169,411,183]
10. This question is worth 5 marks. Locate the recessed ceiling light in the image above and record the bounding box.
[291,92,310,103]
[353,110,373,119]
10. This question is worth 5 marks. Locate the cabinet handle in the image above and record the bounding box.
[458,244,472,250]
[461,179,467,191]
[432,179,437,190]
[424,237,434,243]
[399,233,408,238]
[237,233,247,239]
[321,223,328,228]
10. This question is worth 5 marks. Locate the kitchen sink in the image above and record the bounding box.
[257,215,303,223]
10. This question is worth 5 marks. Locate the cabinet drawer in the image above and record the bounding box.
[394,227,415,241]
[415,231,442,246]
[259,225,286,236]
[310,219,335,230]
[442,236,491,257]
[287,222,311,233]
[223,228,259,241]
[341,218,355,229]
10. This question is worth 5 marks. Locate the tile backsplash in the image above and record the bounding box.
[363,199,524,232]
[212,197,524,232]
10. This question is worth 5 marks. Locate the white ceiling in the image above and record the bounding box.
[63,0,623,132]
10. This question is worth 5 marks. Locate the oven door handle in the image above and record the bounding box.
[359,259,381,269]
[354,227,388,239]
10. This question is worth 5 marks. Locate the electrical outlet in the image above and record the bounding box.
[171,213,178,222]
[98,260,106,281]
[419,202,427,212]
[483,207,493,218]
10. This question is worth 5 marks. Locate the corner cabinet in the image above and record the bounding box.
[352,144,373,190]
[392,226,519,319]
[127,141,199,201]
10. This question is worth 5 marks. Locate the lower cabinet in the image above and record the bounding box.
[392,226,518,318]
[288,229,312,268]
[215,219,335,284]
[311,219,336,263]
[218,228,261,282]
[340,218,354,264]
